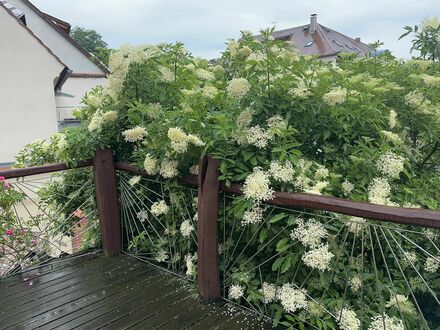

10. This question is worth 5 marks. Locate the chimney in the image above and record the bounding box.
[310,14,318,34]
[355,37,361,43]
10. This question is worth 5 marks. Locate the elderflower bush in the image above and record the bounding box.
[13,28,440,328]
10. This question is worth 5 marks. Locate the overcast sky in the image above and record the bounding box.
[32,0,440,59]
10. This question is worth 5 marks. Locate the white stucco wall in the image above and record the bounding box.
[0,6,64,163]
[8,0,104,74]
[56,76,107,121]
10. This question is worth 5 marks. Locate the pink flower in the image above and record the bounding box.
[5,229,13,236]
[31,239,37,245]
[0,176,5,182]
[3,182,11,189]
[73,208,86,219]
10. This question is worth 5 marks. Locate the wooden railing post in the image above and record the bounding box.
[93,148,121,256]
[197,155,221,303]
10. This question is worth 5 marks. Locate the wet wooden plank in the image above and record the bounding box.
[40,269,168,329]
[1,258,148,328]
[0,252,100,290]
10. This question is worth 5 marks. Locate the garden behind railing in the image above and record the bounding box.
[1,150,439,329]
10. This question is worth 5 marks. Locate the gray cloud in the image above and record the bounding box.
[32,0,440,59]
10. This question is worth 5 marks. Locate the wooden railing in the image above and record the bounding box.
[3,150,440,308]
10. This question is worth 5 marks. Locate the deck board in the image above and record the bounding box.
[0,253,272,330]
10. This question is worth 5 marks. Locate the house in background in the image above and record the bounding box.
[256,14,373,61]
[6,0,108,127]
[0,0,108,164]
[0,2,68,164]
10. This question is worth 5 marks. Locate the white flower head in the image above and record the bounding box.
[389,110,397,129]
[143,153,158,175]
[261,282,277,303]
[342,179,354,195]
[345,217,367,235]
[160,159,178,178]
[291,218,328,249]
[278,283,308,313]
[228,284,244,300]
[269,161,295,183]
[376,152,405,179]
[137,210,149,222]
[323,87,347,106]
[302,244,334,271]
[425,257,439,273]
[155,250,168,263]
[368,314,404,330]
[128,176,141,186]
[242,206,264,226]
[180,219,194,238]
[349,276,362,292]
[122,126,147,142]
[338,308,361,330]
[226,78,251,100]
[368,177,392,205]
[242,168,274,202]
[245,126,272,149]
[150,200,169,217]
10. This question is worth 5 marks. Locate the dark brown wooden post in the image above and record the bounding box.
[197,155,221,303]
[93,148,121,256]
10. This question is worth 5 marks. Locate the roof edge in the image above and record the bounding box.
[20,0,109,75]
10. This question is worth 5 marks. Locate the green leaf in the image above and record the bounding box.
[269,213,288,223]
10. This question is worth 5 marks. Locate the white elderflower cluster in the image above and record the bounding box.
[226,78,251,100]
[376,152,405,179]
[381,131,402,144]
[291,218,328,248]
[424,257,439,273]
[385,294,416,315]
[314,167,329,180]
[402,251,418,267]
[137,210,149,222]
[278,283,308,313]
[304,181,329,195]
[150,200,169,217]
[102,111,118,123]
[302,244,334,271]
[269,161,295,183]
[189,165,199,175]
[345,217,367,235]
[180,219,195,238]
[261,282,277,303]
[167,127,205,153]
[342,179,354,195]
[368,177,392,205]
[288,80,312,99]
[155,250,168,263]
[389,110,397,129]
[242,206,264,226]
[194,68,215,81]
[201,85,218,99]
[228,284,244,300]
[143,153,158,175]
[420,73,440,86]
[266,115,287,130]
[185,253,197,276]
[405,91,427,108]
[368,314,404,330]
[88,111,105,132]
[57,134,67,151]
[122,126,147,142]
[323,87,347,106]
[236,108,254,128]
[159,66,175,82]
[242,168,274,202]
[245,125,272,148]
[349,276,362,292]
[128,175,141,186]
[159,159,179,178]
[338,308,361,330]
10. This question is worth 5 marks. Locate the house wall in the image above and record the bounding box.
[7,0,104,74]
[0,6,64,163]
[56,76,107,121]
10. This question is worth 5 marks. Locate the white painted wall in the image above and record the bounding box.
[56,76,107,121]
[0,6,64,163]
[8,0,104,74]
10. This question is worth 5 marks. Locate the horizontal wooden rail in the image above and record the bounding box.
[0,160,93,179]
[114,162,440,229]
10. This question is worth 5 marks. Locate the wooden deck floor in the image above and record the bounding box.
[0,253,271,329]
